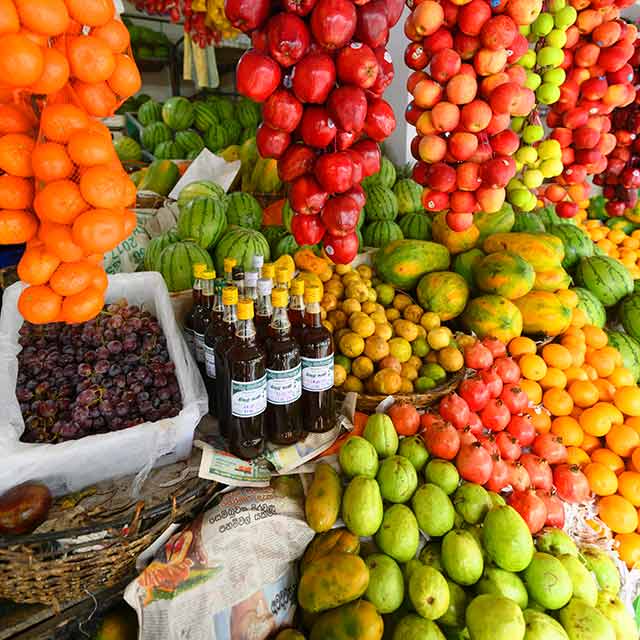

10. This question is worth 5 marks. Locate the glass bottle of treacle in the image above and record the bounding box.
[183,263,206,356]
[300,285,335,433]
[228,299,267,460]
[289,278,305,343]
[214,286,238,438]
[224,258,236,285]
[266,289,304,445]
[252,254,264,279]
[274,267,290,292]
[232,266,245,298]
[255,277,273,343]
[202,278,225,416]
[244,270,258,303]
[192,269,215,379]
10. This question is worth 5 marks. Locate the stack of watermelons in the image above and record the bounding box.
[144,181,272,291]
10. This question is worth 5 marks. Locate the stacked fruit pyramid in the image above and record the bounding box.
[0,0,140,324]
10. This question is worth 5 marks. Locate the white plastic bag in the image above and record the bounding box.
[0,273,208,495]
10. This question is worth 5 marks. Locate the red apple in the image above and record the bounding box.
[262,90,303,133]
[422,188,449,211]
[282,0,318,16]
[573,125,600,150]
[300,106,337,148]
[430,48,462,83]
[469,136,493,163]
[480,156,516,188]
[236,50,282,102]
[386,0,404,26]
[292,53,336,104]
[457,0,491,36]
[489,82,521,114]
[474,48,509,76]
[490,129,520,155]
[310,0,357,49]
[556,201,579,218]
[315,152,354,193]
[427,162,457,192]
[368,47,394,97]
[327,86,368,132]
[278,144,316,182]
[405,43,428,70]
[449,132,478,161]
[477,186,505,212]
[446,73,478,105]
[224,0,270,32]
[506,0,542,26]
[450,190,477,212]
[414,78,444,108]
[480,15,517,50]
[290,175,329,214]
[456,162,482,191]
[446,211,474,231]
[336,130,358,150]
[321,193,360,235]
[485,111,510,135]
[292,213,326,245]
[336,42,379,88]
[423,27,454,54]
[412,162,429,185]
[411,0,444,36]
[256,124,291,159]
[266,13,310,68]
[507,33,529,63]
[251,28,268,53]
[323,230,358,264]
[364,98,396,141]
[454,32,480,60]
[355,0,389,48]
[461,99,492,132]
[419,135,447,163]
[432,101,460,132]
[352,139,381,176]
[344,183,365,209]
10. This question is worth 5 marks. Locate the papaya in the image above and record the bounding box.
[483,233,564,271]
[462,295,523,343]
[305,463,342,532]
[474,251,535,300]
[310,600,383,640]
[138,159,180,196]
[298,552,370,613]
[301,529,361,574]
[453,248,485,291]
[416,271,469,320]
[514,291,572,337]
[432,212,480,254]
[295,247,331,276]
[533,267,572,292]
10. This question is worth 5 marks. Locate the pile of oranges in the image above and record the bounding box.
[508,321,640,567]
[0,0,141,324]
[581,219,640,280]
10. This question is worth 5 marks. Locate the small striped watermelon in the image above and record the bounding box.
[222,119,242,145]
[363,221,403,247]
[393,179,423,215]
[398,212,432,240]
[574,255,633,307]
[209,98,235,122]
[378,156,396,188]
[204,124,228,152]
[157,240,213,292]
[186,149,201,160]
[193,102,218,132]
[512,212,545,234]
[261,225,289,255]
[175,130,205,155]
[548,224,593,269]
[236,98,261,129]
[141,122,172,151]
[363,185,399,222]
[239,127,256,144]
[273,233,299,259]
[474,203,515,243]
[138,100,162,126]
[177,196,227,249]
[114,136,142,162]
[213,227,270,274]
[572,287,606,328]
[162,97,195,131]
[619,294,640,342]
[606,330,640,382]
[225,192,263,230]
[154,141,185,160]
[144,229,179,270]
[177,181,226,208]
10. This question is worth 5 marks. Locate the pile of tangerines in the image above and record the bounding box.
[508,304,640,567]
[0,0,141,324]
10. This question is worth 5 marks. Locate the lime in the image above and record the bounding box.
[415,376,436,392]
[420,363,447,383]
[412,337,430,358]
[334,354,352,374]
[375,283,395,307]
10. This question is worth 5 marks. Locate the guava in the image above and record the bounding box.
[488,490,506,508]
[408,565,450,620]
[465,594,526,640]
[453,483,492,524]
[377,455,418,503]
[558,554,598,607]
[596,590,639,640]
[476,567,528,610]
[536,527,578,557]
[522,553,573,610]
[437,579,469,629]
[558,597,616,640]
[419,542,443,572]
[338,436,379,478]
[364,553,404,614]
[580,546,621,594]
[375,504,420,563]
[398,435,429,472]
[364,413,398,457]
[522,609,569,640]
[424,459,460,495]
[412,483,455,537]
[392,614,446,640]
[482,506,534,573]
[441,529,484,586]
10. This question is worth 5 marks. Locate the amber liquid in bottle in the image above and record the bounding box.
[228,299,267,460]
[202,278,226,416]
[214,286,238,438]
[192,270,215,381]
[266,289,304,445]
[183,263,206,356]
[255,277,273,344]
[289,278,305,343]
[301,286,335,433]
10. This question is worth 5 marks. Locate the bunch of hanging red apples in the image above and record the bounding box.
[405,0,537,232]
[225,0,401,263]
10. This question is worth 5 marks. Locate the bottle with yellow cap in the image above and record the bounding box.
[227,298,267,459]
[203,278,226,415]
[183,262,207,355]
[265,288,304,445]
[213,286,239,436]
[289,277,305,342]
[255,276,273,342]
[224,257,237,285]
[275,267,290,292]
[192,269,216,377]
[300,284,335,433]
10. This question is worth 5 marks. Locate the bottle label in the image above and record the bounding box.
[231,374,267,418]
[194,332,205,363]
[203,343,216,378]
[267,363,302,405]
[302,354,334,392]
[183,327,193,352]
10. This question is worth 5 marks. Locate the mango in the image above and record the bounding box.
[375,504,420,563]
[398,435,429,472]
[408,565,450,620]
[596,591,639,640]
[301,529,360,574]
[476,567,528,610]
[424,459,459,495]
[441,529,484,586]
[298,552,369,613]
[536,527,578,557]
[522,609,569,640]
[488,491,506,508]
[558,554,598,607]
[483,232,564,271]
[453,482,492,524]
[438,579,469,629]
[339,436,379,479]
[342,476,383,537]
[392,614,445,640]
[522,553,573,610]
[482,506,534,572]
[310,600,383,640]
[363,414,398,457]
[419,542,443,572]
[558,597,616,640]
[580,546,620,594]
[466,594,526,640]
[412,483,455,537]
[402,558,424,588]
[305,463,342,533]
[364,553,404,614]
[376,456,418,503]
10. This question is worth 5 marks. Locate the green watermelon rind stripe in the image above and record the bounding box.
[576,257,633,307]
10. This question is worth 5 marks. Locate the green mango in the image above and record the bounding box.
[375,505,420,563]
[342,476,383,537]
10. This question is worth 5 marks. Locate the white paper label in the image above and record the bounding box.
[231,374,267,418]
[267,363,302,405]
[204,343,216,378]
[194,332,205,363]
[183,327,194,353]
[302,355,334,392]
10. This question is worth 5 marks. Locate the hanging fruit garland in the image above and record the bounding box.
[225,0,402,263]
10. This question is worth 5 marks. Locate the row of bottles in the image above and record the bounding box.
[183,258,335,460]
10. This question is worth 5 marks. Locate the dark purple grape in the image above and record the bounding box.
[78,363,92,377]
[38,400,57,418]
[107,340,123,355]
[115,401,129,417]
[95,360,110,375]
[96,346,110,360]
[16,387,33,402]
[138,400,152,414]
[108,364,122,377]
[136,391,149,403]
[77,388,97,406]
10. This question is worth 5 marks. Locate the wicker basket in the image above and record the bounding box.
[335,369,465,413]
[0,450,217,609]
